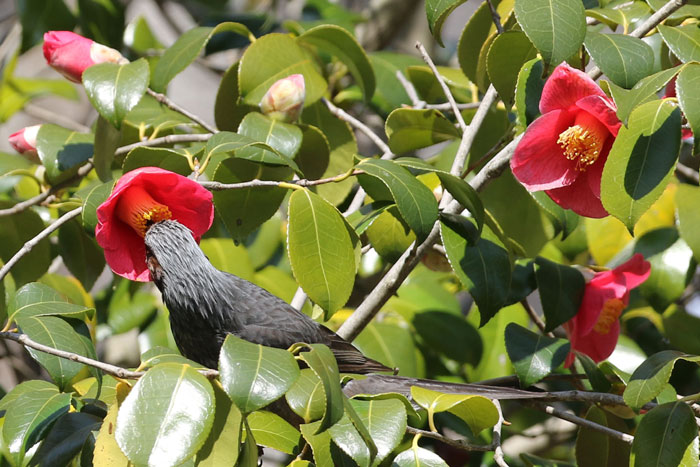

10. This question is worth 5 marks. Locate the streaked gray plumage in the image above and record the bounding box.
[144,220,390,373]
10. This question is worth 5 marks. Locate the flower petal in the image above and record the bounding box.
[540,63,605,114]
[511,109,580,190]
[572,319,620,363]
[575,95,621,136]
[545,173,609,218]
[612,253,652,290]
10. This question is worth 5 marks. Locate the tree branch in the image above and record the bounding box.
[199,170,362,191]
[405,426,496,452]
[114,133,213,157]
[0,207,82,282]
[323,98,393,158]
[492,400,509,466]
[146,88,218,134]
[529,402,634,445]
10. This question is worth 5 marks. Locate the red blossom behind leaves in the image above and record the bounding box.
[563,254,651,367]
[43,31,127,83]
[95,167,214,281]
[511,63,622,218]
[8,125,41,163]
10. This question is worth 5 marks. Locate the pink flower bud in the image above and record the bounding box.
[43,31,127,83]
[260,74,306,122]
[8,125,41,164]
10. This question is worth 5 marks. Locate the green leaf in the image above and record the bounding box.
[35,124,94,185]
[406,66,471,104]
[9,282,93,324]
[237,112,303,163]
[151,22,253,92]
[657,25,700,64]
[298,344,345,433]
[584,32,653,89]
[631,402,698,467]
[414,311,482,365]
[441,218,511,326]
[93,116,121,181]
[601,100,681,231]
[411,386,499,435]
[514,0,586,66]
[0,204,51,286]
[215,62,254,131]
[16,315,96,389]
[57,218,105,290]
[17,0,75,51]
[436,172,485,232]
[609,66,680,123]
[195,382,242,466]
[80,180,114,233]
[83,59,149,129]
[663,305,700,355]
[1,382,71,467]
[677,184,700,262]
[504,323,570,387]
[354,322,422,377]
[122,147,191,175]
[426,0,468,47]
[115,363,215,466]
[297,25,375,101]
[487,31,538,106]
[676,63,700,155]
[29,411,102,467]
[385,108,461,154]
[286,368,326,423]
[299,420,354,465]
[359,158,439,241]
[239,33,327,107]
[212,158,291,242]
[364,206,415,263]
[77,0,125,49]
[205,129,299,169]
[248,410,302,455]
[295,124,331,180]
[515,57,546,126]
[328,411,371,467]
[200,238,255,281]
[287,189,356,313]
[348,398,406,464]
[392,446,449,466]
[369,52,423,115]
[624,350,700,410]
[219,335,300,413]
[531,191,580,240]
[576,406,631,467]
[534,257,585,331]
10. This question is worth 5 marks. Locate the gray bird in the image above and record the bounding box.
[144,219,391,373]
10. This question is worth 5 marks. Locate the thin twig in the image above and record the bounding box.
[415,42,468,133]
[396,70,426,109]
[426,102,481,111]
[291,287,308,311]
[676,162,699,184]
[0,331,219,380]
[405,427,495,452]
[114,133,213,157]
[199,170,363,191]
[147,88,217,133]
[0,163,94,217]
[530,402,634,445]
[587,0,687,80]
[520,299,553,337]
[323,98,393,158]
[485,0,505,34]
[492,400,509,467]
[0,208,82,282]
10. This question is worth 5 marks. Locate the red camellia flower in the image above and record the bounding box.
[563,254,651,367]
[43,31,127,83]
[511,63,622,218]
[664,77,693,140]
[95,167,214,281]
[8,125,41,163]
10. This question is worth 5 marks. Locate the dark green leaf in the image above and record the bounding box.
[657,25,700,63]
[93,116,121,181]
[0,204,51,286]
[298,344,345,433]
[414,311,482,365]
[295,124,331,180]
[505,323,570,387]
[17,0,75,52]
[531,191,580,240]
[534,257,585,332]
[515,57,545,126]
[80,180,114,233]
[609,66,679,123]
[57,218,105,290]
[196,382,242,466]
[676,63,700,155]
[205,129,299,169]
[353,322,420,377]
[286,368,326,423]
[576,406,630,467]
[237,112,303,164]
[9,282,93,324]
[35,124,93,185]
[29,412,102,467]
[77,0,125,49]
[219,335,300,413]
[584,32,654,88]
[437,172,484,232]
[631,402,698,467]
[214,62,254,131]
[426,0,468,47]
[328,411,371,467]
[487,31,537,105]
[385,108,461,154]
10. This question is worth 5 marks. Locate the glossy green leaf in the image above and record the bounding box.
[57,218,105,290]
[354,322,421,377]
[631,402,698,467]
[437,172,485,232]
[299,420,354,465]
[414,311,482,365]
[297,25,375,101]
[676,63,700,154]
[514,0,586,66]
[83,59,149,128]
[411,386,499,435]
[287,189,356,313]
[9,282,93,324]
[359,158,439,241]
[122,147,191,175]
[239,33,327,106]
[248,410,302,455]
[80,180,114,233]
[534,257,585,332]
[286,368,326,423]
[29,411,102,467]
[196,382,242,466]
[35,124,94,184]
[585,2,649,31]
[348,398,406,464]
[624,350,700,410]
[0,204,51,286]
[515,57,546,126]
[584,32,653,88]
[576,406,631,467]
[392,446,449,466]
[505,323,570,387]
[115,363,215,466]
[406,66,471,104]
[293,124,330,183]
[214,61,255,131]
[601,100,681,231]
[213,157,292,242]
[219,335,300,413]
[609,67,680,123]
[385,108,461,154]
[487,31,537,105]
[93,115,121,181]
[426,0,467,47]
[298,344,345,432]
[441,217,511,326]
[1,381,71,467]
[677,184,700,262]
[237,112,303,164]
[658,25,700,64]
[364,206,415,263]
[328,411,371,467]
[205,129,299,169]
[151,22,253,92]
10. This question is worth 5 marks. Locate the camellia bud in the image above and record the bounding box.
[8,125,41,164]
[260,74,306,122]
[43,31,127,83]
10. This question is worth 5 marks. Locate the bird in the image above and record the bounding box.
[143,219,392,374]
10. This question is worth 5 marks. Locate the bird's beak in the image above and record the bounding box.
[115,185,172,237]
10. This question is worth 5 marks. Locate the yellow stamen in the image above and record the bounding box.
[593,298,624,335]
[557,112,608,171]
[116,186,172,237]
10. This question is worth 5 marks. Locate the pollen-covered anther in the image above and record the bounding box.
[557,125,602,170]
[593,298,624,335]
[116,185,172,237]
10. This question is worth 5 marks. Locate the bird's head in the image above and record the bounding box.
[95,167,214,281]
